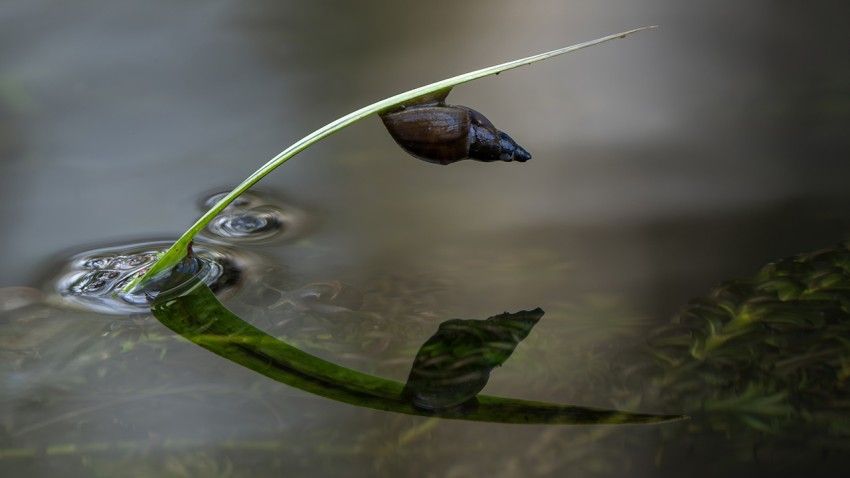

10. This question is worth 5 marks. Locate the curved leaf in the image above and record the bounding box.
[125,26,656,292]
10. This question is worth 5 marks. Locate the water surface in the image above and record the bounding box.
[1,1,849,476]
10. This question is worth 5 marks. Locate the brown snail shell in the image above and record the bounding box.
[379,89,531,165]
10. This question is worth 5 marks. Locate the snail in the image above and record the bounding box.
[379,88,531,165]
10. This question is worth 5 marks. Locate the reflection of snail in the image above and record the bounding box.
[403,308,543,410]
[380,89,531,165]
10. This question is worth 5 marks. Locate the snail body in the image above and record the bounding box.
[379,90,531,165]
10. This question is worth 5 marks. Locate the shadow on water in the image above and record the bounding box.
[150,256,680,425]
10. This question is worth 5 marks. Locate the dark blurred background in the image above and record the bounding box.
[1,0,848,321]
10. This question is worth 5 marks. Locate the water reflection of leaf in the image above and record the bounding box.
[151,274,679,425]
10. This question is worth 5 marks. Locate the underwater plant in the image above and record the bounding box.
[645,241,850,436]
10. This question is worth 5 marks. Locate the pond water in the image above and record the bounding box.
[1,1,849,477]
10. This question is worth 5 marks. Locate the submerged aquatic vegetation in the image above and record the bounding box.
[646,241,850,433]
[597,240,850,471]
[123,26,657,293]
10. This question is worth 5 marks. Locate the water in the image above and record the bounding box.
[47,240,253,315]
[2,1,850,476]
[200,190,308,244]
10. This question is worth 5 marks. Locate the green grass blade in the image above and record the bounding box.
[125,26,656,292]
[151,277,682,424]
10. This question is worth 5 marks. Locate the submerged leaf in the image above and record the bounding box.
[646,241,850,433]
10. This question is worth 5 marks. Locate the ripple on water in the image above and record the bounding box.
[199,190,307,244]
[47,241,254,315]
